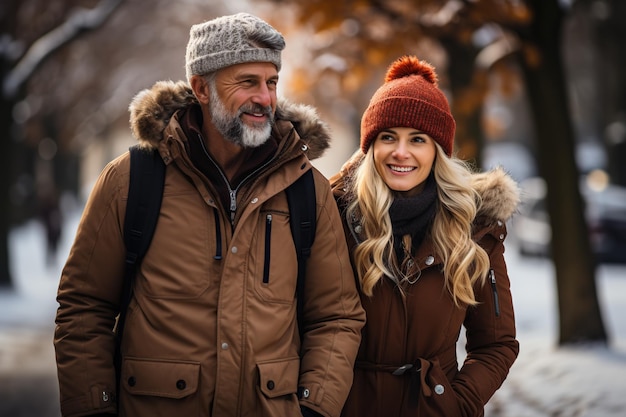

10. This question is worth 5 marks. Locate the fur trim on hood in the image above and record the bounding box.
[334,151,520,223]
[472,166,520,222]
[128,80,330,160]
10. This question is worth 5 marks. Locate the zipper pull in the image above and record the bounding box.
[229,190,237,223]
[263,214,272,284]
[489,269,500,317]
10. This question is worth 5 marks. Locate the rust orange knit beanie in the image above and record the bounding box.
[360,55,455,156]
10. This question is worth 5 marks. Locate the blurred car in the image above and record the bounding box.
[514,172,626,264]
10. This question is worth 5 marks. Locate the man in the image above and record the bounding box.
[54,13,365,417]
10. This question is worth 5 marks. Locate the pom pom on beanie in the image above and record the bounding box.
[185,13,285,81]
[360,56,455,156]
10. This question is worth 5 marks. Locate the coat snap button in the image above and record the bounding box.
[176,380,186,390]
[267,380,275,390]
[231,246,238,254]
[425,255,435,265]
[299,387,310,398]
[127,376,136,387]
[221,342,229,350]
[434,384,445,395]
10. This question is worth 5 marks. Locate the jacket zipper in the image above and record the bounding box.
[489,269,500,317]
[197,133,277,227]
[263,214,272,283]
[197,135,239,225]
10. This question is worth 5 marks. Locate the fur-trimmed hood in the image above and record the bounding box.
[128,80,330,160]
[331,151,520,223]
[471,166,520,223]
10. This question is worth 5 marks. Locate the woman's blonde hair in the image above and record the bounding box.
[347,144,490,306]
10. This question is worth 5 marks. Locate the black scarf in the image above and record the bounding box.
[389,173,438,261]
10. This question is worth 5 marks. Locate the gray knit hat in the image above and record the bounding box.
[185,13,285,81]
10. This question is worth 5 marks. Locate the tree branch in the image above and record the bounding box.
[3,0,124,98]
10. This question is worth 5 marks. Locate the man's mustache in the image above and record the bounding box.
[238,104,273,118]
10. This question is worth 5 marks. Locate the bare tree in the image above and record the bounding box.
[0,0,124,287]
[513,0,607,344]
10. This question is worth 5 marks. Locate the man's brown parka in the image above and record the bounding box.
[54,81,365,417]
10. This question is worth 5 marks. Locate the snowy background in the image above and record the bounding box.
[1,196,625,417]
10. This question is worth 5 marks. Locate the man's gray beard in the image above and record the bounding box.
[209,84,273,148]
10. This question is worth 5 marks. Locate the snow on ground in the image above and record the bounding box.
[2,202,626,417]
[484,242,626,417]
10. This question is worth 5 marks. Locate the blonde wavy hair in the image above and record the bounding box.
[347,144,490,306]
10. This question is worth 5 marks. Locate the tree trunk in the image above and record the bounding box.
[440,38,485,168]
[518,0,607,345]
[0,2,20,287]
[0,95,15,287]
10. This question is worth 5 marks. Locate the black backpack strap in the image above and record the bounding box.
[285,169,316,334]
[115,145,165,380]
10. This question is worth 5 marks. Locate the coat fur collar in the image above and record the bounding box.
[471,166,520,223]
[128,80,330,160]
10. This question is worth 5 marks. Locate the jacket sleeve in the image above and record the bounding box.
[297,172,366,417]
[54,156,129,417]
[452,221,519,417]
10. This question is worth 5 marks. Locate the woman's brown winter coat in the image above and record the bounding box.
[54,81,365,417]
[330,155,520,417]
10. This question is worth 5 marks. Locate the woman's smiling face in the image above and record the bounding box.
[372,127,436,197]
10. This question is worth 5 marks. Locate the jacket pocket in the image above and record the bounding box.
[263,214,272,284]
[120,357,200,415]
[416,358,462,417]
[254,210,298,303]
[255,357,301,416]
[257,356,300,397]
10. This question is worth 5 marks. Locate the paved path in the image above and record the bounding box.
[0,329,60,417]
[0,288,61,417]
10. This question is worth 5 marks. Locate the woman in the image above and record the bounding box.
[330,56,520,417]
